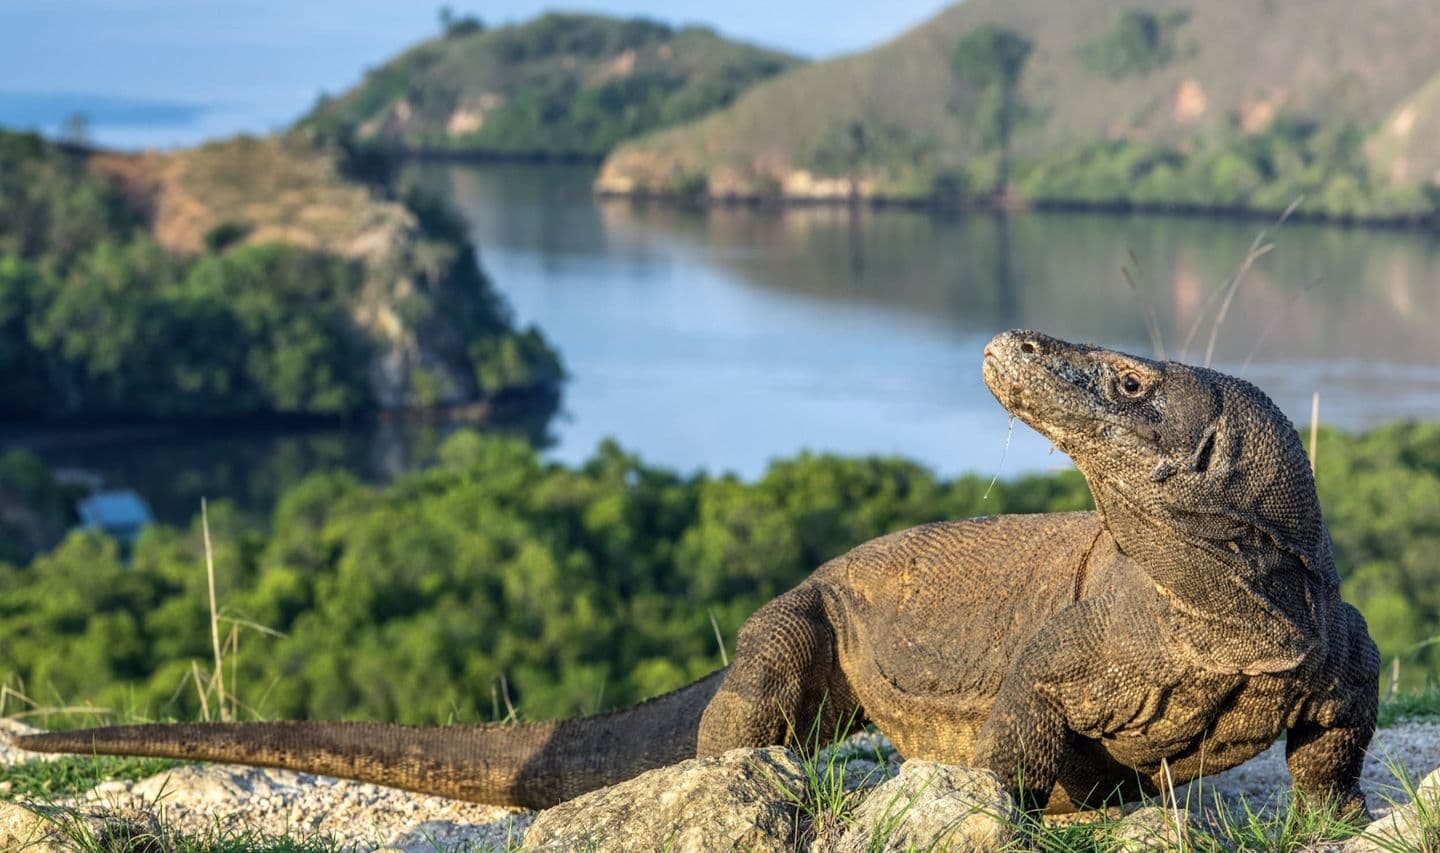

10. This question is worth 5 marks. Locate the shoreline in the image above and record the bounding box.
[0,385,561,451]
[590,184,1440,232]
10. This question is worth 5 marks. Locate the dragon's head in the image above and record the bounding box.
[981,329,1331,582]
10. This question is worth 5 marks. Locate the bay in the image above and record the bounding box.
[10,161,1440,523]
[406,162,1440,478]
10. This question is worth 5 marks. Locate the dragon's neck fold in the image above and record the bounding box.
[1095,490,1328,674]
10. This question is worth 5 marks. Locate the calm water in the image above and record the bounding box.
[10,162,1440,523]
[406,162,1440,476]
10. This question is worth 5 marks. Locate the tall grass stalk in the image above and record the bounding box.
[1122,247,1166,360]
[201,498,228,722]
[1176,195,1302,366]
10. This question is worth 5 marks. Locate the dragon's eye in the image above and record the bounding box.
[1119,372,1145,397]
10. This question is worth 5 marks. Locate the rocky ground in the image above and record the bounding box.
[1,717,1437,851]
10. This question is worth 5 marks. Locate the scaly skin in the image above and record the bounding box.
[13,330,1379,817]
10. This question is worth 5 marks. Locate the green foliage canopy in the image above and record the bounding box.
[951,26,1033,191]
[951,25,1033,92]
[304,13,800,159]
[3,423,1430,726]
[0,129,564,420]
[0,241,372,418]
[0,434,1090,724]
[1077,9,1186,78]
[1014,117,1429,219]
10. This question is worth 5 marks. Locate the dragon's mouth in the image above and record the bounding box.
[981,331,1109,452]
[981,337,1049,424]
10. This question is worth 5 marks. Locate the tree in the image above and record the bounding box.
[59,112,91,147]
[438,6,484,38]
[951,26,1032,197]
[1077,10,1183,79]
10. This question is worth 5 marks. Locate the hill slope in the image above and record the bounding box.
[598,0,1440,218]
[304,13,802,159]
[0,130,562,419]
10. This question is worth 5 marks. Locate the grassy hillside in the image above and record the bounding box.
[0,129,562,419]
[303,13,802,159]
[598,0,1440,219]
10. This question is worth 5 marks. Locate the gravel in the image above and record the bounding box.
[1182,718,1440,814]
[1,717,1436,851]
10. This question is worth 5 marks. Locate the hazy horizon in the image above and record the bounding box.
[0,0,950,149]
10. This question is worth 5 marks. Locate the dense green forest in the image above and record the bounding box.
[0,130,562,419]
[304,13,801,158]
[1,422,1434,726]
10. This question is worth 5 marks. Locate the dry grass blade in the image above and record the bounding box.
[1177,276,1229,362]
[1182,196,1304,365]
[0,683,35,719]
[708,608,730,667]
[1158,757,1187,851]
[1238,278,1321,372]
[4,706,113,721]
[218,615,287,639]
[499,673,519,723]
[190,660,211,722]
[1122,248,1166,360]
[1202,237,1274,368]
[201,497,228,721]
[228,623,240,720]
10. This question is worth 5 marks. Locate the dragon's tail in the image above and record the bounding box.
[10,669,726,809]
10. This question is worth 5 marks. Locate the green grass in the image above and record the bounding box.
[996,793,1370,852]
[760,710,1438,852]
[0,755,181,801]
[25,804,349,853]
[1379,683,1440,728]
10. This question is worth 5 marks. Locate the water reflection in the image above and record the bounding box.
[412,162,1440,479]
[595,199,1440,370]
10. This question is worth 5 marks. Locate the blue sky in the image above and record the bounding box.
[0,0,950,148]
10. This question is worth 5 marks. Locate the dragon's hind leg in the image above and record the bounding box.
[697,583,860,756]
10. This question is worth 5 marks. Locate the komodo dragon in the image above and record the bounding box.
[13,330,1380,817]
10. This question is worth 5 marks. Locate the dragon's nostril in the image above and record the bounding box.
[1020,340,1038,354]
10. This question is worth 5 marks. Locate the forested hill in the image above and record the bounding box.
[302,13,803,159]
[0,129,563,420]
[598,0,1440,221]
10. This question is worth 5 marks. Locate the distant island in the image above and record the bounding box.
[302,12,803,161]
[0,128,563,422]
[596,0,1440,224]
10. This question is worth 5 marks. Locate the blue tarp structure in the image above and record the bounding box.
[76,489,153,544]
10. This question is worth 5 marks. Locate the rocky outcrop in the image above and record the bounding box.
[88,133,563,413]
[523,746,806,852]
[836,761,1017,853]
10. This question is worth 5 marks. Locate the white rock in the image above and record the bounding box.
[524,746,806,852]
[837,761,1018,853]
